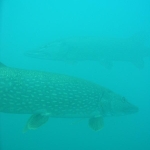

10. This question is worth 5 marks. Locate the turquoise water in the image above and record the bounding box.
[0,0,150,150]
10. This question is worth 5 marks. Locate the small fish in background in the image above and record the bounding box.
[25,34,150,69]
[0,62,138,132]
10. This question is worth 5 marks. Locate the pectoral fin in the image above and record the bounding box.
[23,112,50,133]
[89,116,104,131]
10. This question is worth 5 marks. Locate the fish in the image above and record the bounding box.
[25,35,150,69]
[0,62,138,132]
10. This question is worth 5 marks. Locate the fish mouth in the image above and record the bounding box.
[24,50,48,59]
[124,105,139,114]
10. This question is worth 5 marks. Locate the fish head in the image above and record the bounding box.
[24,41,69,60]
[111,96,139,115]
[101,90,139,116]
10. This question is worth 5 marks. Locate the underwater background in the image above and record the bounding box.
[0,0,150,150]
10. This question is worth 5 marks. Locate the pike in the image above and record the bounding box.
[0,62,138,132]
[25,35,150,69]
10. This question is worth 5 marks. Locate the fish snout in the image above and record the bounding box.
[124,102,139,114]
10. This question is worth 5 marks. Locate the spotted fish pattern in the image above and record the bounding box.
[0,62,138,131]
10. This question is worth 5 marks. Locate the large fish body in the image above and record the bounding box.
[0,63,138,131]
[25,36,150,69]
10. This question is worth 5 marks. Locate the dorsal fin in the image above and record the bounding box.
[0,62,6,67]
